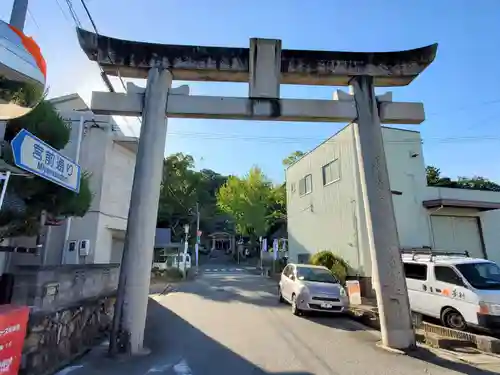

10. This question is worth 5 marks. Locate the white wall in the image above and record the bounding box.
[382,128,431,250]
[287,126,432,277]
[287,124,500,279]
[45,111,136,265]
[286,125,367,274]
[88,140,135,263]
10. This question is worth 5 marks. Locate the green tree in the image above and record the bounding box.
[157,153,200,239]
[426,165,500,192]
[156,154,231,240]
[425,166,441,186]
[310,251,349,284]
[0,100,93,238]
[265,182,286,237]
[217,166,274,239]
[282,151,305,167]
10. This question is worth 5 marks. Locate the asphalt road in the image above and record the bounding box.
[60,262,498,375]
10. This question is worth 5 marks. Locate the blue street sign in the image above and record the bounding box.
[11,129,81,193]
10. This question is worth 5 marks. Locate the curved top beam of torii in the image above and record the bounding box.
[76,28,437,87]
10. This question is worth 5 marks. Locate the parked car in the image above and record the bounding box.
[402,250,500,331]
[278,264,349,315]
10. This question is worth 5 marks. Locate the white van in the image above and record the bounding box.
[153,253,192,272]
[402,250,500,331]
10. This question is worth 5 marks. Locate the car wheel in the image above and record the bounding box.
[441,307,467,331]
[291,294,302,316]
[278,287,285,303]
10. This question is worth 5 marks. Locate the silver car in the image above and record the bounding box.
[278,264,349,315]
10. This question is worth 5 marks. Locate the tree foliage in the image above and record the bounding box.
[282,150,305,167]
[0,100,93,238]
[156,153,230,240]
[426,165,500,192]
[310,251,349,284]
[216,166,284,239]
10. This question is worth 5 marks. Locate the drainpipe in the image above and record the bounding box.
[427,205,444,249]
[60,115,85,264]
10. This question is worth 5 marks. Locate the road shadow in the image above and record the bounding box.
[407,346,500,375]
[63,297,314,375]
[180,273,376,333]
[61,296,500,375]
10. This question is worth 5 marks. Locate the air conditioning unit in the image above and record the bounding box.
[79,239,91,256]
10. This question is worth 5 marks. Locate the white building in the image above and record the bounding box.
[286,124,500,295]
[8,93,138,267]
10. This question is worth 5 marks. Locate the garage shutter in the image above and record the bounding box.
[430,216,485,259]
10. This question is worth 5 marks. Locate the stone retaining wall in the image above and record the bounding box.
[5,264,120,375]
[21,295,115,375]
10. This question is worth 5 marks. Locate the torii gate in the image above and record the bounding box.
[76,28,437,354]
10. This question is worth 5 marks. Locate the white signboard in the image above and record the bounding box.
[273,239,279,260]
[261,238,267,252]
[11,129,81,192]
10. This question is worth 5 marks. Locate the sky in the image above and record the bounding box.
[1,0,500,183]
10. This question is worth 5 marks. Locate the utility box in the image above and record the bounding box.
[79,240,90,256]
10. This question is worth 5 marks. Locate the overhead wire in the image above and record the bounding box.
[63,0,82,28]
[78,1,138,135]
[26,9,40,30]
[58,0,500,146]
[162,130,500,145]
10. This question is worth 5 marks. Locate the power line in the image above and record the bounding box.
[163,130,500,145]
[64,0,82,28]
[27,8,40,30]
[73,0,139,136]
[78,0,141,136]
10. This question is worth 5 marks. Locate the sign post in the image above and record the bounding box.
[195,230,202,273]
[11,129,81,193]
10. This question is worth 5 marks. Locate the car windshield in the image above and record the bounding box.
[296,267,338,284]
[455,262,500,290]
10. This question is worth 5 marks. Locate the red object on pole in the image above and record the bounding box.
[0,305,30,375]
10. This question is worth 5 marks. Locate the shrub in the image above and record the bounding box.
[310,250,349,284]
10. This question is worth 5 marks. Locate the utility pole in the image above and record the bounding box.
[195,202,200,273]
[1,0,29,153]
[9,0,28,31]
[350,76,415,350]
[110,68,171,356]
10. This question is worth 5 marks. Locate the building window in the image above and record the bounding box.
[403,263,427,281]
[322,159,340,185]
[298,174,312,196]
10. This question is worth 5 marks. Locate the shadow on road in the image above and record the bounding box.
[66,296,500,375]
[174,276,500,374]
[70,297,315,375]
[407,346,500,375]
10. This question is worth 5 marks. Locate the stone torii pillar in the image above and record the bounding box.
[76,27,437,353]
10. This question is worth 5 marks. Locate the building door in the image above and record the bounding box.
[430,215,485,258]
